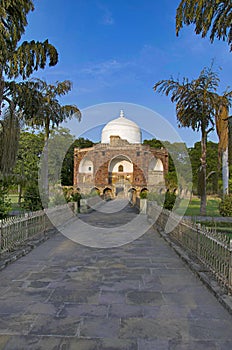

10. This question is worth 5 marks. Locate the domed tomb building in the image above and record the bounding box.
[73,110,168,198]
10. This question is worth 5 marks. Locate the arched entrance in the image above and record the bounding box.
[108,155,133,198]
[128,188,137,204]
[103,187,113,200]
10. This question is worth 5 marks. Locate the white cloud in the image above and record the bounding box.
[80,59,129,76]
[98,4,114,25]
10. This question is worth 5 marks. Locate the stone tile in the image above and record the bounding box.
[119,317,185,340]
[99,291,125,304]
[162,290,218,306]
[126,291,164,306]
[0,301,31,315]
[1,202,232,349]
[143,305,192,319]
[169,339,218,350]
[59,338,101,350]
[24,302,56,315]
[138,339,169,350]
[80,317,120,338]
[100,338,138,350]
[190,304,232,321]
[1,335,58,350]
[61,304,108,318]
[49,288,99,304]
[0,335,11,350]
[101,280,140,292]
[0,314,36,336]
[109,304,143,318]
[217,341,232,350]
[187,319,232,340]
[29,315,81,336]
[140,275,162,290]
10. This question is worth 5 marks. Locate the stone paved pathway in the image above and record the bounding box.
[0,199,232,350]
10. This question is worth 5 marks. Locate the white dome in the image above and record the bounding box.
[101,110,141,144]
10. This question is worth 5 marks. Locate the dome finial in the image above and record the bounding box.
[120,109,124,118]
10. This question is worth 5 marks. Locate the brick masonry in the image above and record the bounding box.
[74,137,168,197]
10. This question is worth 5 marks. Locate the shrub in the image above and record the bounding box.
[0,183,11,219]
[140,191,148,199]
[22,182,43,211]
[164,191,177,210]
[219,195,232,217]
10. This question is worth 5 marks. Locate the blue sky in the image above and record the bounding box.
[22,0,232,146]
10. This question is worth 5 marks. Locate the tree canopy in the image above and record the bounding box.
[0,0,58,175]
[154,65,232,214]
[176,0,232,51]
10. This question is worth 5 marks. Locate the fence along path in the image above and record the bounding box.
[0,203,75,254]
[148,202,232,294]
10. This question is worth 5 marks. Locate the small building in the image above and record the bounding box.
[74,110,168,199]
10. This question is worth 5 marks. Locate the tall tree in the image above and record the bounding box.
[154,66,232,215]
[176,0,232,51]
[215,104,231,195]
[13,131,44,203]
[189,141,219,195]
[0,0,58,174]
[27,79,81,205]
[62,137,94,186]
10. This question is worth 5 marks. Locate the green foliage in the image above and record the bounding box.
[219,195,232,217]
[147,191,165,205]
[154,64,232,215]
[0,0,58,175]
[189,141,219,194]
[0,1,58,80]
[70,192,82,202]
[143,138,163,149]
[163,191,177,210]
[14,131,44,181]
[0,110,20,174]
[140,191,148,199]
[147,190,179,210]
[61,137,94,186]
[22,182,43,211]
[176,0,232,51]
[26,79,81,132]
[50,192,67,206]
[0,182,11,219]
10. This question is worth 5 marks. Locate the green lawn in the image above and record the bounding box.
[7,194,25,213]
[176,196,221,217]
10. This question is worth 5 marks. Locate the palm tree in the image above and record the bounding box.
[215,104,231,195]
[26,79,81,205]
[0,0,58,174]
[176,0,232,51]
[0,109,20,174]
[154,65,232,215]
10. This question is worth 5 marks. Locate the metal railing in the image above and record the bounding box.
[0,210,50,253]
[148,202,232,293]
[0,203,76,254]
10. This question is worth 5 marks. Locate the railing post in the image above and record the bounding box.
[25,213,29,240]
[229,239,232,294]
[0,220,2,255]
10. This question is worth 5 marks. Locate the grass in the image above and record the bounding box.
[7,194,25,213]
[176,196,221,217]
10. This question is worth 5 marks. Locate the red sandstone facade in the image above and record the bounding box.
[74,136,168,198]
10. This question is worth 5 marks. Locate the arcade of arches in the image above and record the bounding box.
[74,111,168,199]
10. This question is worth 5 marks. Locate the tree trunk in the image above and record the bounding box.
[0,71,4,114]
[200,128,207,215]
[18,183,22,205]
[40,117,50,208]
[222,147,229,196]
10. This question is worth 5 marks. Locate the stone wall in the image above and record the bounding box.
[74,140,168,197]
